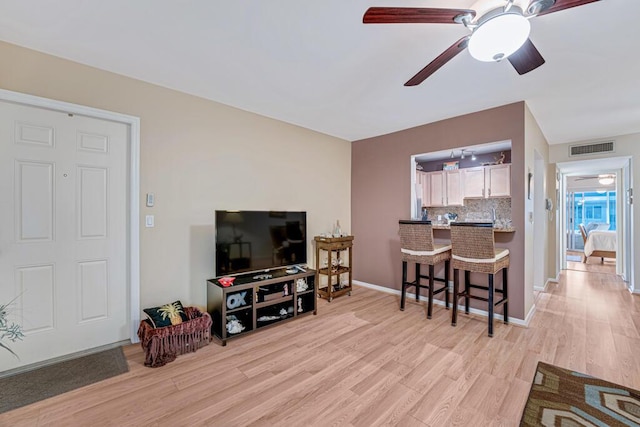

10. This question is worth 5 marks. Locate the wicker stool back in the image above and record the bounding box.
[398,220,450,319]
[449,222,509,337]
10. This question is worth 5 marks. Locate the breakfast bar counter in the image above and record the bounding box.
[432,224,515,233]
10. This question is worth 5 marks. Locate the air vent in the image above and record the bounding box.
[569,141,614,157]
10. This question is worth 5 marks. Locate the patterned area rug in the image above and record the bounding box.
[520,361,640,426]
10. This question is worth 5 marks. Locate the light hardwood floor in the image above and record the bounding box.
[566,249,616,274]
[2,269,639,426]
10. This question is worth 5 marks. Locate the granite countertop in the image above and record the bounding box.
[432,224,515,233]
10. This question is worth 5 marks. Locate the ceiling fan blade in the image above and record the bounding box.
[405,36,470,86]
[363,7,475,24]
[508,38,545,75]
[535,0,600,16]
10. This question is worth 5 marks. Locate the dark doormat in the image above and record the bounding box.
[0,346,129,414]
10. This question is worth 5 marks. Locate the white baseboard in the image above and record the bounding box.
[535,275,559,292]
[353,280,529,326]
[353,280,398,295]
[523,303,536,326]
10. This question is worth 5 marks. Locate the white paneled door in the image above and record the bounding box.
[0,101,129,370]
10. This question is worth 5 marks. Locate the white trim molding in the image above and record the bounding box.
[534,277,556,292]
[523,303,536,326]
[0,88,141,344]
[353,280,531,327]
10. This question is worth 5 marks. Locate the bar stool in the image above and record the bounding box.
[449,222,509,337]
[398,220,451,319]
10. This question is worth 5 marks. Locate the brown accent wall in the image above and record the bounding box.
[351,102,527,320]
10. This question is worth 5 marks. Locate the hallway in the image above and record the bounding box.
[565,249,616,274]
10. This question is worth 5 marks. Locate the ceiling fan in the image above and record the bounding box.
[575,174,615,185]
[363,0,600,86]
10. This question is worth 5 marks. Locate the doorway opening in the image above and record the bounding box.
[557,157,633,287]
[566,186,617,274]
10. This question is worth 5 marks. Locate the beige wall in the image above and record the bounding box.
[523,104,551,316]
[0,41,352,313]
[546,163,559,279]
[352,102,529,321]
[549,132,640,291]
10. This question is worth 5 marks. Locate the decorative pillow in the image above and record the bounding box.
[143,300,189,328]
[585,222,610,235]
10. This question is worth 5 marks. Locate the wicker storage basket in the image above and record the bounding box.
[137,306,212,367]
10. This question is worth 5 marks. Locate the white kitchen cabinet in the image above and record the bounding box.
[422,170,463,207]
[428,171,446,207]
[462,164,511,199]
[462,167,486,198]
[445,169,463,206]
[416,171,430,206]
[485,164,511,197]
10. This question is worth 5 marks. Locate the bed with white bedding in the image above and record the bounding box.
[583,230,616,262]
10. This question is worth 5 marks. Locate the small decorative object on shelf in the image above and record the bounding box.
[421,207,428,221]
[226,315,245,334]
[333,220,342,237]
[218,276,235,287]
[314,235,354,302]
[226,291,248,310]
[323,257,344,274]
[443,161,459,170]
[296,278,308,292]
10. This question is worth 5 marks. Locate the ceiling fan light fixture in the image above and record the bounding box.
[527,0,556,16]
[468,8,531,62]
[598,175,615,185]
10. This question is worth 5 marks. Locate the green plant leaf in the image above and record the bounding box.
[0,341,19,359]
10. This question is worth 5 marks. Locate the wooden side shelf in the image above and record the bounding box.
[314,236,354,302]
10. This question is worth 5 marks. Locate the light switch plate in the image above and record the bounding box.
[145,215,154,227]
[146,193,155,207]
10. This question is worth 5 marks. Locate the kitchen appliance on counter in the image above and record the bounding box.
[444,212,458,224]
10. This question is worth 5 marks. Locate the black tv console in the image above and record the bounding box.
[206,268,316,346]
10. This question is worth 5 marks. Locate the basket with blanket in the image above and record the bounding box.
[137,301,212,367]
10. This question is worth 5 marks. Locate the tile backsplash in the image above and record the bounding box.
[424,198,511,225]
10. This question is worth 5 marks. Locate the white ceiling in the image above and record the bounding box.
[0,0,638,144]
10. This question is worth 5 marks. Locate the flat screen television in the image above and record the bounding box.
[215,210,307,277]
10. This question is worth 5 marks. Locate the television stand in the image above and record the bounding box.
[207,268,316,346]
